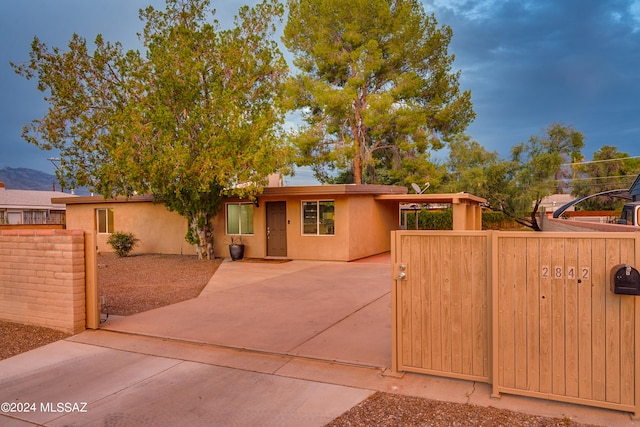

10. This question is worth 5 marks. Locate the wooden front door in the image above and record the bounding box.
[266,201,287,257]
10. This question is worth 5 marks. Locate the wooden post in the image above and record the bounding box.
[84,230,100,329]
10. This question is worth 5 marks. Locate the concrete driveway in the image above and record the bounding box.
[99,254,393,368]
[0,253,634,426]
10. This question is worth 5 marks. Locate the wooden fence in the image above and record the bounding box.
[391,230,640,416]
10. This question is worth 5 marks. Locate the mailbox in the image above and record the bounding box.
[610,264,640,295]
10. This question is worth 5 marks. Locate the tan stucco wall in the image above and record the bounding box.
[212,194,399,261]
[65,201,196,255]
[0,229,86,333]
[347,197,398,260]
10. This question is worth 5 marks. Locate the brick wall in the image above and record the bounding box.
[0,229,86,334]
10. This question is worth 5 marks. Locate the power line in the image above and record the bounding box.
[562,155,640,166]
[559,174,639,182]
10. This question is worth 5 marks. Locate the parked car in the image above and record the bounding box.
[618,201,640,226]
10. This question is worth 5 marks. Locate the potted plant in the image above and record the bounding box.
[228,236,245,261]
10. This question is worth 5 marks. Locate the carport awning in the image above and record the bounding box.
[375,193,487,231]
[374,192,486,205]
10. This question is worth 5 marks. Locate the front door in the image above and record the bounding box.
[266,201,287,257]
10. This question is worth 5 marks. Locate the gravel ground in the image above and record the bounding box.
[97,253,222,316]
[2,254,604,426]
[327,392,601,427]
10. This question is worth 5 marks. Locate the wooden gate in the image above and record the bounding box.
[492,232,640,414]
[391,231,490,382]
[392,230,640,416]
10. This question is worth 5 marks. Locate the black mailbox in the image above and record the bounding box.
[610,264,640,295]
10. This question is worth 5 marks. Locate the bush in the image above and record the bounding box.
[107,232,140,257]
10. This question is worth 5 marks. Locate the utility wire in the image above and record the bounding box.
[562,155,640,166]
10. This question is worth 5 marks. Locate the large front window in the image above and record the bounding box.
[302,201,334,235]
[226,203,254,235]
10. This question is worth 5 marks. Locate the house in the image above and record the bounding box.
[539,194,575,216]
[0,182,73,225]
[53,185,486,261]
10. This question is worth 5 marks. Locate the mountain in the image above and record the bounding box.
[0,167,60,191]
[0,167,93,195]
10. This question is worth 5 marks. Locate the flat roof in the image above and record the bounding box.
[51,186,487,205]
[51,195,154,205]
[261,184,408,197]
[374,193,487,205]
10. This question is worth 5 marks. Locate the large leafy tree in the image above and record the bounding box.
[12,0,289,259]
[282,0,474,184]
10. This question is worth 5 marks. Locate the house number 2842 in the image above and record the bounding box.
[541,266,590,280]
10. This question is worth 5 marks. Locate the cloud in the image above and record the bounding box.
[423,0,640,156]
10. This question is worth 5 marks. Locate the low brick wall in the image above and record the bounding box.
[0,229,86,334]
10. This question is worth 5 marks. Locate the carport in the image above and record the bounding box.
[375,193,486,231]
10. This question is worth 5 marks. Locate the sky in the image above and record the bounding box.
[1,0,639,185]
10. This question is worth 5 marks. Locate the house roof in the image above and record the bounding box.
[0,183,75,210]
[375,192,487,205]
[53,185,409,205]
[260,184,408,197]
[51,195,154,205]
[51,185,490,208]
[539,194,575,212]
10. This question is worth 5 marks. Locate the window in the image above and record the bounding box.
[226,203,254,235]
[96,208,114,234]
[302,201,334,235]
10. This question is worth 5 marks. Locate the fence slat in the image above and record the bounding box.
[565,238,580,398]
[605,239,622,404]
[577,238,593,400]
[526,238,541,392]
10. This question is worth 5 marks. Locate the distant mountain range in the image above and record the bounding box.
[0,167,90,195]
[0,167,60,191]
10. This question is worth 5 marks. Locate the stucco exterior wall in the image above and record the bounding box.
[0,229,86,333]
[212,193,398,261]
[64,199,196,255]
[347,197,398,260]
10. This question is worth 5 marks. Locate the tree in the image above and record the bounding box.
[282,0,474,184]
[571,146,640,210]
[441,124,585,231]
[509,123,585,230]
[12,0,290,259]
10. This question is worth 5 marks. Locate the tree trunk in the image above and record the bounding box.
[192,213,214,260]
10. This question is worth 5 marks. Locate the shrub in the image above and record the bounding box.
[107,232,140,257]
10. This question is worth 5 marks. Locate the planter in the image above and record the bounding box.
[229,244,245,261]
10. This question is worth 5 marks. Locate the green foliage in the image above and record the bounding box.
[481,211,521,230]
[571,146,640,210]
[283,0,474,184]
[11,0,290,259]
[405,210,521,231]
[439,124,585,231]
[405,210,452,230]
[107,232,139,257]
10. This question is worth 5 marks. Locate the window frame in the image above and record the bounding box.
[301,200,335,236]
[225,202,255,236]
[96,208,114,234]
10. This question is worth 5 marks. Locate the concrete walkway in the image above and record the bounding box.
[0,254,636,426]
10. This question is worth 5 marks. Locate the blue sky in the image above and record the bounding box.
[1,0,639,184]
